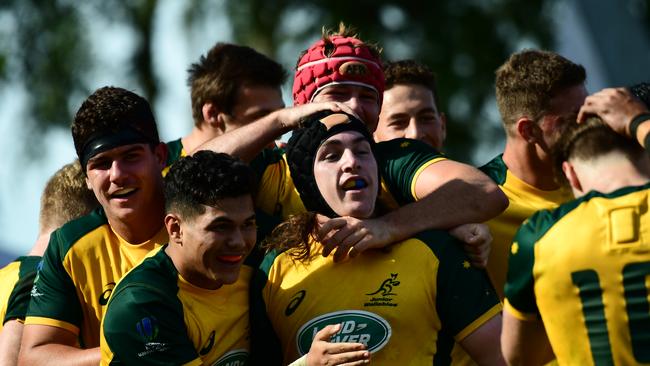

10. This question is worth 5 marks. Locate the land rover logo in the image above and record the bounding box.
[296,310,391,355]
[211,349,248,366]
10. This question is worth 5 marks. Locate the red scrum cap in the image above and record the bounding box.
[292,35,385,106]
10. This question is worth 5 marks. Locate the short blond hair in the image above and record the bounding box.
[39,160,98,233]
[495,49,585,134]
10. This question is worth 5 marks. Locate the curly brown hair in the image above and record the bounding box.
[71,86,159,162]
[495,49,586,135]
[262,212,318,262]
[39,160,98,233]
[188,43,287,126]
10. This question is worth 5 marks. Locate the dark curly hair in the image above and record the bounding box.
[164,151,255,220]
[188,42,287,126]
[71,86,160,162]
[384,60,439,106]
[496,50,586,135]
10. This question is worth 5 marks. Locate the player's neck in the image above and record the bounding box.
[182,125,221,155]
[574,154,650,196]
[503,140,559,191]
[108,205,166,244]
[28,231,52,256]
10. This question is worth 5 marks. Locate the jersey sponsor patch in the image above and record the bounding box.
[296,310,391,355]
[211,349,248,366]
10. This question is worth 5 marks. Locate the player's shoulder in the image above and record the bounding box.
[375,138,444,160]
[113,246,177,298]
[478,154,506,185]
[50,208,108,259]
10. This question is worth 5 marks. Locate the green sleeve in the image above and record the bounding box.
[4,256,41,323]
[504,211,547,315]
[249,251,284,365]
[421,231,500,337]
[375,138,445,204]
[103,283,199,365]
[26,231,83,328]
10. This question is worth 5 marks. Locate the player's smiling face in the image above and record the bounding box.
[85,143,166,225]
[313,131,378,218]
[178,196,256,289]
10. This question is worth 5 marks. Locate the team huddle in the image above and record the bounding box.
[1,23,650,366]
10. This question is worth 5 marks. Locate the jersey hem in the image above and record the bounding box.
[503,299,538,321]
[24,316,80,335]
[410,157,447,200]
[455,303,503,341]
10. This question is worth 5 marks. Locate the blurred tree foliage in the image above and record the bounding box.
[1,0,648,161]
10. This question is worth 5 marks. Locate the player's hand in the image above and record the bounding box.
[316,215,394,262]
[276,102,359,130]
[306,324,370,366]
[578,87,648,137]
[449,223,492,268]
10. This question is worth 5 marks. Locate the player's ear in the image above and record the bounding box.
[164,214,183,245]
[562,161,582,193]
[516,117,538,143]
[202,103,224,130]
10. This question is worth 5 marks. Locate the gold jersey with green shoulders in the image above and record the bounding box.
[250,138,446,219]
[25,208,167,348]
[505,183,650,366]
[0,256,41,330]
[162,138,187,176]
[100,246,250,366]
[251,230,501,365]
[480,154,573,299]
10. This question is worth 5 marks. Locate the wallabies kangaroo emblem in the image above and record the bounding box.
[366,273,400,296]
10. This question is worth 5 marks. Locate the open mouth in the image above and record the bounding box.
[110,187,137,199]
[217,255,244,264]
[342,178,368,191]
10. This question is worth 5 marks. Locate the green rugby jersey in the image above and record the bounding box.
[162,138,186,176]
[251,230,501,365]
[25,208,167,348]
[250,138,446,219]
[505,183,650,366]
[100,246,250,366]
[0,256,41,329]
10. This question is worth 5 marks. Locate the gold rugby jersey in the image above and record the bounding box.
[480,154,572,299]
[505,183,650,366]
[25,208,167,348]
[0,256,40,330]
[251,230,501,365]
[100,246,250,366]
[250,138,446,219]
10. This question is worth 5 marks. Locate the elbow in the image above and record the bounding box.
[487,184,509,215]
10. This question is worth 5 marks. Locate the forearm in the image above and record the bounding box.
[501,313,553,366]
[0,320,23,366]
[413,160,508,228]
[195,110,290,162]
[19,344,100,366]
